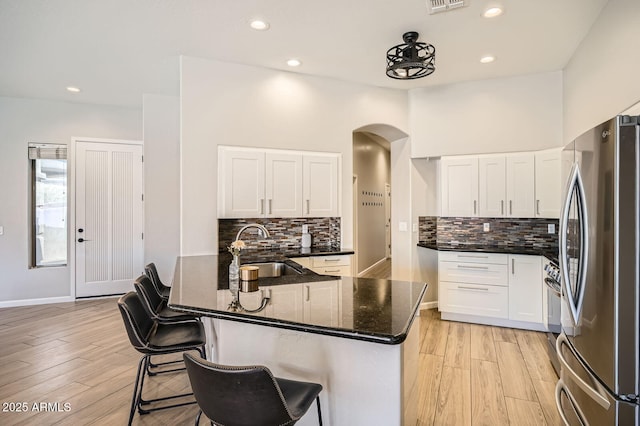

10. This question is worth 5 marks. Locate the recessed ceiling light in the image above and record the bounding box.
[287,59,301,67]
[480,55,496,64]
[66,86,81,93]
[482,6,503,18]
[249,19,270,31]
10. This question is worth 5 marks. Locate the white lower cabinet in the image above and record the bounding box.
[508,254,543,323]
[438,251,544,330]
[291,254,352,276]
[265,285,304,322]
[303,281,340,327]
[439,282,509,319]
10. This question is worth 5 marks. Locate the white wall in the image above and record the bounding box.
[0,96,141,305]
[142,94,180,284]
[409,71,563,158]
[180,56,408,255]
[563,0,640,142]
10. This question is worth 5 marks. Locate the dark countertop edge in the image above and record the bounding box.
[286,249,354,259]
[417,242,558,263]
[170,282,427,346]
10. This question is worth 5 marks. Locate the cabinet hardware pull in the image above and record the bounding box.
[306,199,310,214]
[473,200,477,215]
[324,258,341,262]
[509,200,512,215]
[458,254,489,258]
[458,285,489,291]
[457,265,489,270]
[325,269,340,273]
[305,285,310,302]
[512,258,515,274]
[536,199,540,215]
[260,199,264,214]
[268,199,272,214]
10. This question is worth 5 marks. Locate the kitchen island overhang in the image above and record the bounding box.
[169,255,427,426]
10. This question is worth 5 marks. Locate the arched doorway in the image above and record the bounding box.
[352,124,408,277]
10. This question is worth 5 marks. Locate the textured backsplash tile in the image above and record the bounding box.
[419,216,559,251]
[219,217,341,252]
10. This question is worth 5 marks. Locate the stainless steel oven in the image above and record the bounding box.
[544,258,562,376]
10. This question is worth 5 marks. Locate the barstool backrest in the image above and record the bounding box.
[117,292,153,352]
[183,353,294,426]
[134,275,164,314]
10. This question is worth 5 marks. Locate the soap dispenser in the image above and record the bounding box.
[301,225,312,248]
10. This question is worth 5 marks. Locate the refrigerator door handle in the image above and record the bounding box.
[556,333,611,410]
[559,163,589,325]
[555,378,588,426]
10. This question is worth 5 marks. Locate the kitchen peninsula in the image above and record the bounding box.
[169,255,427,426]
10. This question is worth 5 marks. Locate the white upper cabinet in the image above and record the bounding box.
[478,156,506,217]
[265,152,303,217]
[441,156,479,217]
[220,147,266,218]
[506,153,535,217]
[219,147,339,218]
[303,154,339,217]
[534,149,561,218]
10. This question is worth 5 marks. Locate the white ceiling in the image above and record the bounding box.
[0,0,609,108]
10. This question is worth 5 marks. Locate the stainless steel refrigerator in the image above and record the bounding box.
[555,115,640,425]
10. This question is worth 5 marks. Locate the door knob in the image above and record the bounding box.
[77,238,91,243]
[78,228,84,233]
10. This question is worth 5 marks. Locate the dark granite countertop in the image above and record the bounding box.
[417,241,558,264]
[169,255,427,345]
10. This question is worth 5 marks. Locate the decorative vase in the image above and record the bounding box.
[229,255,240,290]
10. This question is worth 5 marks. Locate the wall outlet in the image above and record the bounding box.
[548,224,556,234]
[483,223,490,232]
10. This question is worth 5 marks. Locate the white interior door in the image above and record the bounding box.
[75,140,143,297]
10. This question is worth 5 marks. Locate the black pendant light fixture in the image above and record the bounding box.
[386,31,435,80]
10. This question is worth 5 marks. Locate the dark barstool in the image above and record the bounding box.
[117,292,206,426]
[145,262,172,300]
[183,352,323,426]
[134,274,199,323]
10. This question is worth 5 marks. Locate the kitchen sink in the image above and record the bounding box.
[246,262,302,278]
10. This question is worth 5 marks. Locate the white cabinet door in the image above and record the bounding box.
[441,156,479,217]
[303,281,340,327]
[265,284,304,322]
[506,154,535,217]
[303,154,339,217]
[478,156,506,217]
[508,255,543,323]
[219,148,265,218]
[534,149,561,218]
[265,152,303,217]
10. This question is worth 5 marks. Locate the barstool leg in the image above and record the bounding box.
[316,396,323,426]
[128,355,146,426]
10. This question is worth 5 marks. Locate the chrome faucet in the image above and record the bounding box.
[234,223,271,243]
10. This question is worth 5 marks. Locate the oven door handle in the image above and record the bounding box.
[556,333,611,409]
[544,278,561,297]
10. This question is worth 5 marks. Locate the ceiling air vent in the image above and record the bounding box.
[427,0,467,14]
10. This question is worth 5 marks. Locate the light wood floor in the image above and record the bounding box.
[358,257,392,279]
[0,290,560,425]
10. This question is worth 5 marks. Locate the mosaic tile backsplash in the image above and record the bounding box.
[218,217,341,252]
[419,216,559,251]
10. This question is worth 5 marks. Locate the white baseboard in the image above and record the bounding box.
[440,312,548,332]
[357,257,388,277]
[0,296,75,309]
[419,301,438,311]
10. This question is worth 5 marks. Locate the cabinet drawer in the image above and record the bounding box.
[311,255,351,267]
[312,265,351,276]
[439,261,508,286]
[439,282,509,319]
[439,251,508,265]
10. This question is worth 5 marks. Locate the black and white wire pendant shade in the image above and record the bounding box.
[386,31,435,80]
